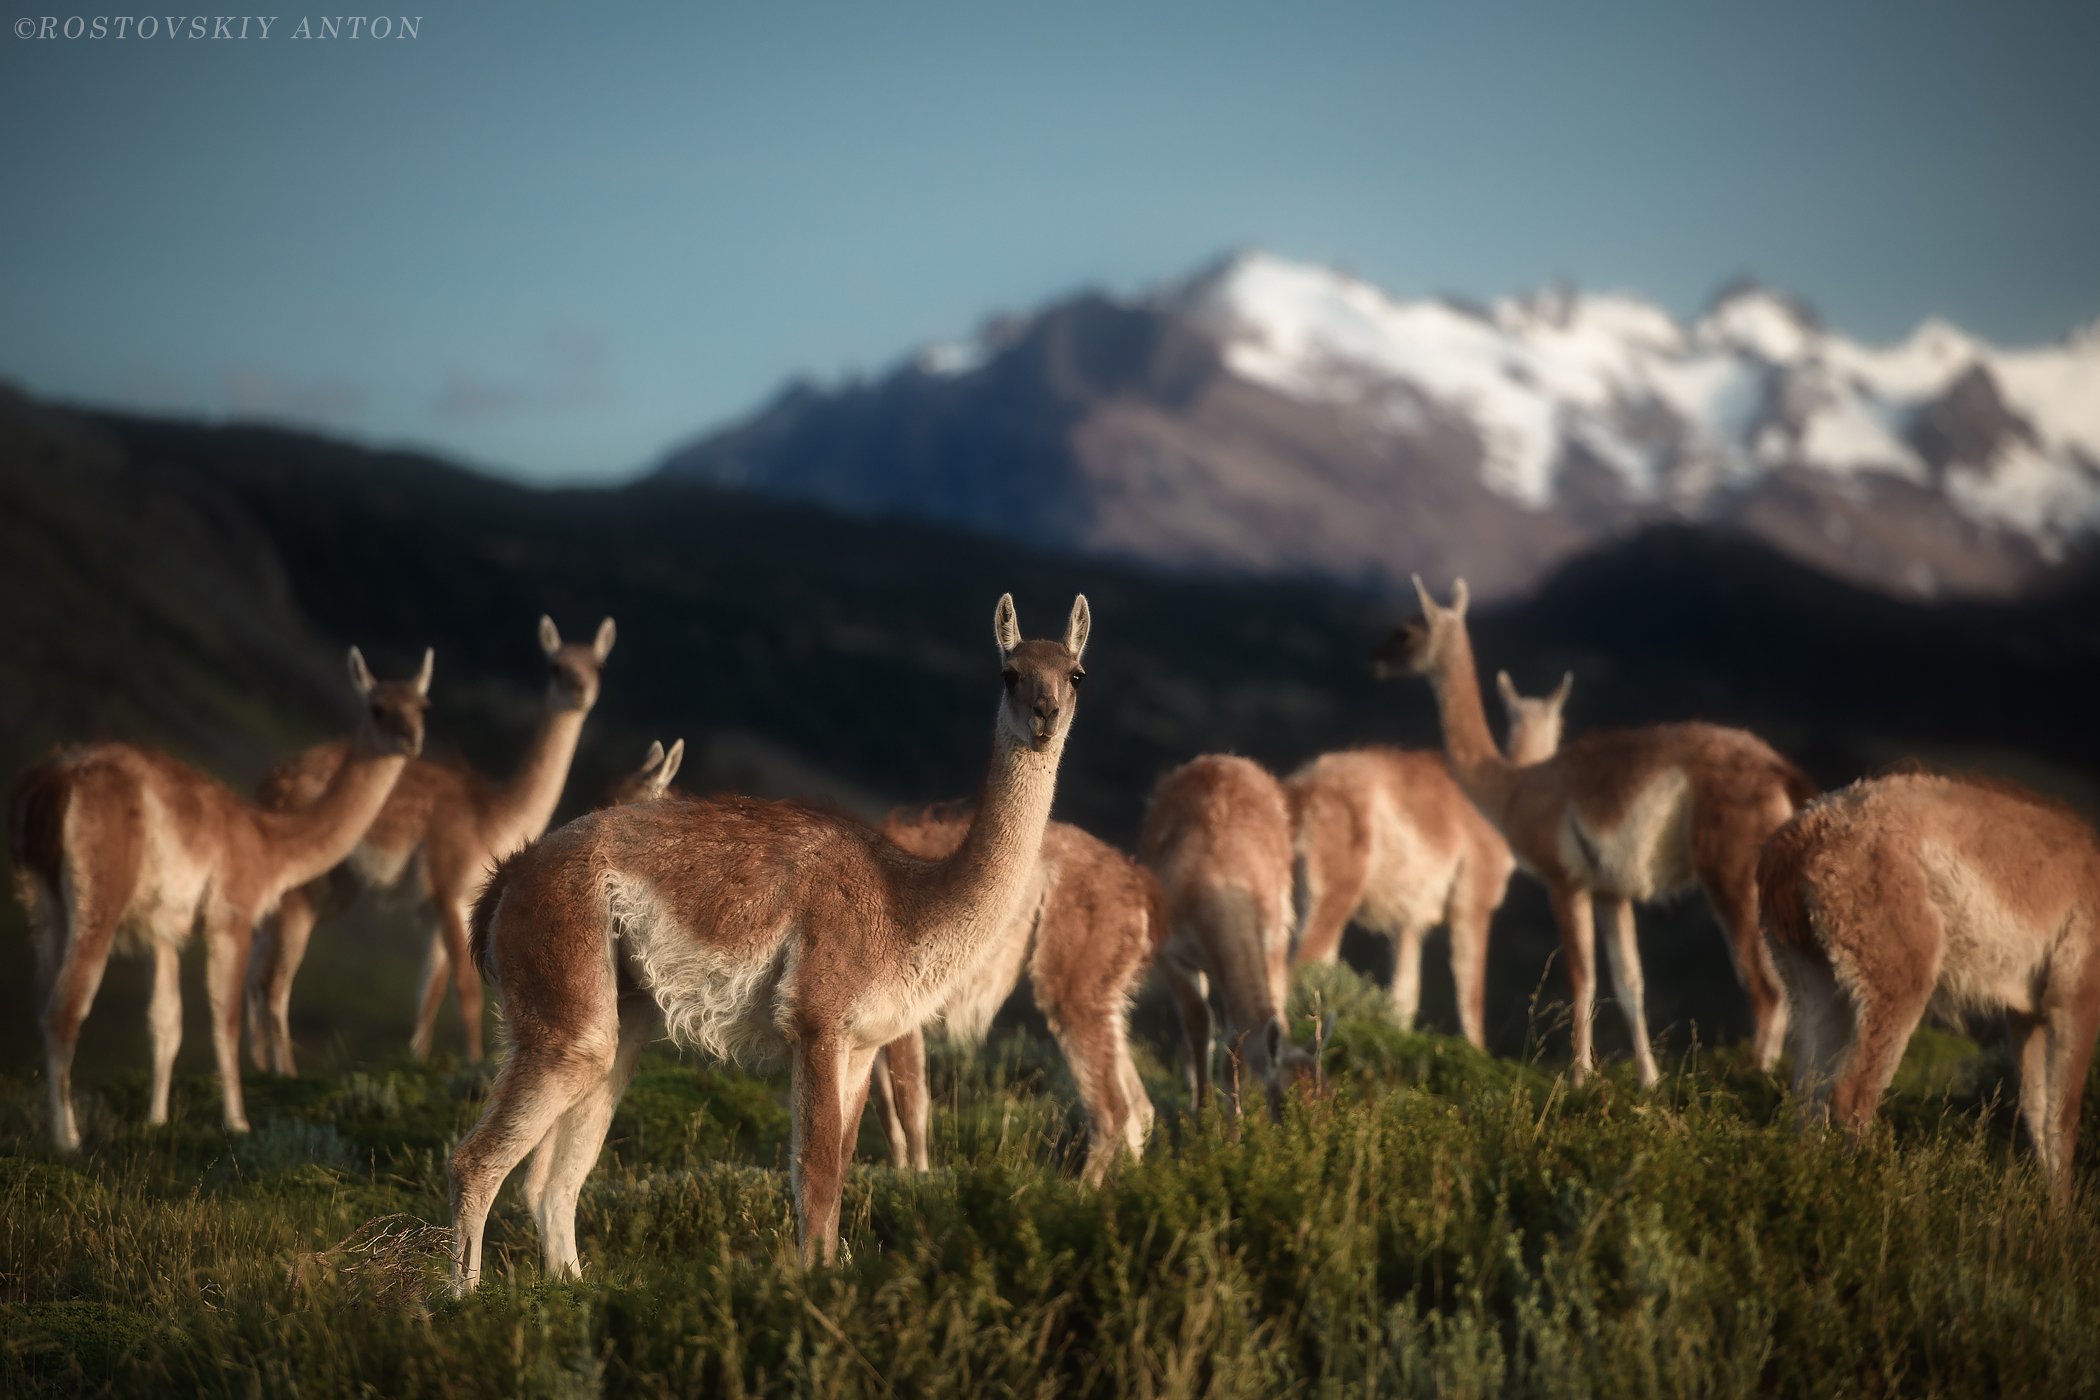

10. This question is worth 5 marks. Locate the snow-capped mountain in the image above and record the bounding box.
[657,251,2100,600]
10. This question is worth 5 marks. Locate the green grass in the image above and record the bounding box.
[4,969,2099,1397]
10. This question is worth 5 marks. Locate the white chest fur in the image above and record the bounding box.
[922,869,1049,1046]
[348,838,420,897]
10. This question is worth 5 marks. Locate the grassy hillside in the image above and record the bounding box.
[3,967,2096,1397]
[7,400,2100,1395]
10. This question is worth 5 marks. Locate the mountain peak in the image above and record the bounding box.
[659,252,2100,603]
[1694,279,1824,360]
[1173,248,1392,334]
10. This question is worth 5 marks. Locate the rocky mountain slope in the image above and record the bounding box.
[659,251,2100,600]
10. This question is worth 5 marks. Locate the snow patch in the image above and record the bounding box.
[916,340,986,377]
[1158,249,2100,550]
[1695,289,1820,361]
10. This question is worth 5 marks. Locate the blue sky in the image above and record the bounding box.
[2,1,2096,482]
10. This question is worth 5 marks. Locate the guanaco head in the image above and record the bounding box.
[993,593,1090,753]
[347,645,432,758]
[1496,670,1573,765]
[539,615,616,713]
[602,738,685,806]
[1371,574,1469,679]
[1244,1017,1320,1121]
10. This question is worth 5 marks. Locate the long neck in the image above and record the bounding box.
[489,704,588,842]
[909,725,1063,977]
[258,743,408,896]
[1426,626,1520,824]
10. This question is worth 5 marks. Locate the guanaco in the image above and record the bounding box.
[1142,754,1316,1116]
[868,806,1162,1181]
[248,615,612,1072]
[11,648,429,1148]
[1761,771,2100,1202]
[1287,673,1569,1048]
[447,594,1090,1286]
[1377,577,1811,1084]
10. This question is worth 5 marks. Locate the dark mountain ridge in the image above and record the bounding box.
[5,386,2098,1064]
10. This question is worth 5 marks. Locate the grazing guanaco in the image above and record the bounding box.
[868,806,1163,1181]
[9,648,429,1148]
[1141,754,1315,1117]
[248,616,613,1073]
[1761,771,2100,1202]
[1287,673,1570,1048]
[1377,578,1812,1084]
[448,594,1090,1286]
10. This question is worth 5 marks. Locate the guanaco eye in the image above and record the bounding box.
[1002,668,1021,690]
[1070,668,1086,687]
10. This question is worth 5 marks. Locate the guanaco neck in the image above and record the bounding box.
[485,702,589,846]
[908,724,1062,982]
[257,740,410,898]
[1426,626,1521,824]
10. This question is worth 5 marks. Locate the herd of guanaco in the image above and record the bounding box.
[10,580,2100,1292]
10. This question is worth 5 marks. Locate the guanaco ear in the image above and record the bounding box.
[1495,669,1521,713]
[641,739,666,771]
[1450,578,1470,618]
[1064,594,1091,662]
[593,617,617,663]
[538,615,562,658]
[1550,670,1574,710]
[993,593,1022,656]
[1410,572,1438,617]
[347,646,376,697]
[415,647,435,697]
[659,737,685,787]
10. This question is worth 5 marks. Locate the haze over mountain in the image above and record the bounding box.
[658,252,2100,601]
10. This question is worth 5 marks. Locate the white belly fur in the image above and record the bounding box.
[1560,769,1696,901]
[1355,790,1458,934]
[117,787,211,954]
[611,875,792,1068]
[1919,841,2052,1019]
